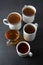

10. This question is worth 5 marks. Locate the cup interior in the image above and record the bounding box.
[22,5,36,16]
[7,12,22,24]
[16,41,30,55]
[23,23,36,35]
[5,30,20,41]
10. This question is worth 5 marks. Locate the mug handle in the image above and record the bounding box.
[3,19,9,25]
[28,52,33,57]
[24,5,27,7]
[35,23,38,28]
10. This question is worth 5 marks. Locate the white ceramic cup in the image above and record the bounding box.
[23,23,38,41]
[22,5,36,23]
[3,12,22,30]
[16,41,33,57]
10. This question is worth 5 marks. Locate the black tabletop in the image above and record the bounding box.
[0,0,43,65]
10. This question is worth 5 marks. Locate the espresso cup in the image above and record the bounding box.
[22,5,36,23]
[16,41,33,57]
[3,12,22,30]
[23,23,38,41]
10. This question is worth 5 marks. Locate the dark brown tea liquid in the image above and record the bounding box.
[8,14,20,24]
[18,43,29,53]
[25,25,35,34]
[5,30,19,40]
[23,8,35,16]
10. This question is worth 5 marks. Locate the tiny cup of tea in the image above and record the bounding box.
[16,41,33,57]
[23,23,38,41]
[22,5,36,23]
[3,12,22,30]
[5,30,20,45]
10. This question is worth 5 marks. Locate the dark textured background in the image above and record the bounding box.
[0,0,43,65]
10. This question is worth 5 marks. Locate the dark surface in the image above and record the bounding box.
[0,0,43,65]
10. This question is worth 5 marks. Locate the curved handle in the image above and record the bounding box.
[35,23,38,28]
[22,5,27,12]
[3,19,9,25]
[24,5,27,7]
[28,52,33,57]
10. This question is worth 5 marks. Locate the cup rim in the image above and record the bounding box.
[22,5,36,17]
[23,23,37,35]
[16,41,30,55]
[5,30,20,41]
[7,12,22,24]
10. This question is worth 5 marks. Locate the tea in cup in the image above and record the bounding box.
[16,41,33,57]
[5,30,20,45]
[23,23,38,41]
[22,5,36,23]
[3,12,22,30]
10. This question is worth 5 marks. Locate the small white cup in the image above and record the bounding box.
[3,12,22,30]
[16,41,33,57]
[23,23,38,41]
[22,5,36,23]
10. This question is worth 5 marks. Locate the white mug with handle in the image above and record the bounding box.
[23,23,38,41]
[3,12,22,30]
[22,5,36,23]
[16,41,33,57]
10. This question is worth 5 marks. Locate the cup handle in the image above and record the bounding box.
[23,5,27,8]
[3,19,9,25]
[35,23,38,28]
[28,52,33,57]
